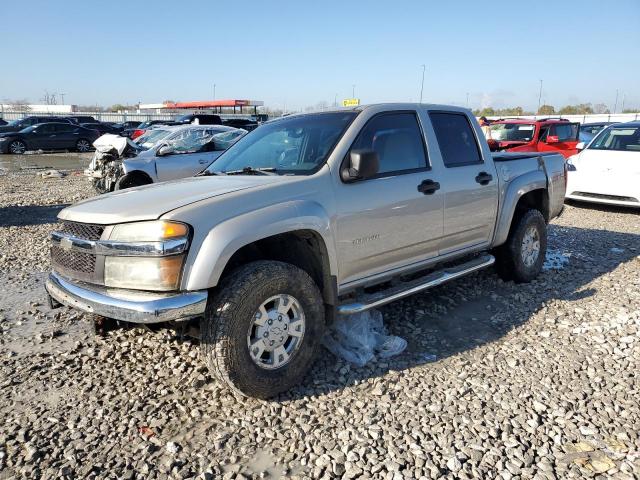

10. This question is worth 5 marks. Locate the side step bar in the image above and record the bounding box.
[337,254,495,315]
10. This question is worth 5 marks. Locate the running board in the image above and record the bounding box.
[337,254,495,315]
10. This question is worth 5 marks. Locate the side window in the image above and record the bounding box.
[429,112,482,167]
[38,124,54,134]
[551,123,578,141]
[351,112,428,175]
[57,124,76,133]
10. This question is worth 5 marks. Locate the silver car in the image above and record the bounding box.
[117,125,246,189]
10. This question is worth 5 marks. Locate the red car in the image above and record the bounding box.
[487,118,580,159]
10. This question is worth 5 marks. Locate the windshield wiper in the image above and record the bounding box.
[223,167,277,176]
[196,170,220,176]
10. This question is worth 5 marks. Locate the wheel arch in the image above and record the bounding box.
[182,201,338,304]
[493,170,550,247]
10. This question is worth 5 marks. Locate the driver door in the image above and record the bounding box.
[155,128,219,181]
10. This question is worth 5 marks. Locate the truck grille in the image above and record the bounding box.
[58,221,105,241]
[51,246,96,274]
[51,221,105,283]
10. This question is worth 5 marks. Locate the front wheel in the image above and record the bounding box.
[201,260,325,398]
[494,209,547,283]
[9,140,27,154]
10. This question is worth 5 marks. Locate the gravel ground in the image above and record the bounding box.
[0,170,639,479]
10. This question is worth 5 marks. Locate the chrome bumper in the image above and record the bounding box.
[45,272,207,324]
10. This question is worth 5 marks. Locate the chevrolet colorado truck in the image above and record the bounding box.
[45,104,566,398]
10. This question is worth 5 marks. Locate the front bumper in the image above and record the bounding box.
[45,271,208,324]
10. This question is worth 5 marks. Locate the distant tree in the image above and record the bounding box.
[537,104,555,115]
[622,108,640,113]
[594,103,610,114]
[472,107,496,117]
[559,103,593,115]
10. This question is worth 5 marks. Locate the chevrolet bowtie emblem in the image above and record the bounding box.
[60,237,73,251]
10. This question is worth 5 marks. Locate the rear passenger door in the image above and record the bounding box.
[428,111,498,254]
[334,111,444,285]
[55,123,81,149]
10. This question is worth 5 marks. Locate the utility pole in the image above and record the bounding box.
[613,89,619,113]
[334,93,337,107]
[419,65,426,103]
[352,84,355,98]
[537,79,543,113]
[60,93,66,105]
[621,92,626,112]
[213,84,216,100]
[466,92,469,108]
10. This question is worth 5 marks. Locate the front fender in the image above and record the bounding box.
[182,200,336,290]
[493,170,548,246]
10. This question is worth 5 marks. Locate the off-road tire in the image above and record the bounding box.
[201,260,325,398]
[494,209,547,283]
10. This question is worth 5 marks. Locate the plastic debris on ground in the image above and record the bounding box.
[38,169,66,179]
[543,249,570,270]
[322,309,408,366]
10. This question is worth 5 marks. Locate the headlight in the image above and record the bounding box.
[105,255,184,291]
[104,220,189,291]
[110,220,189,242]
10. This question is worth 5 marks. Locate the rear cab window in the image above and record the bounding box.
[429,112,482,167]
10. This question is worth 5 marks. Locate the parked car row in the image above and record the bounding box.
[0,112,261,154]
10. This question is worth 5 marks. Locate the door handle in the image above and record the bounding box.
[475,172,493,185]
[199,159,208,164]
[417,179,440,195]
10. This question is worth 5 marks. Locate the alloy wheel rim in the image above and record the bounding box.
[247,294,305,370]
[77,140,90,152]
[10,142,25,154]
[521,226,541,268]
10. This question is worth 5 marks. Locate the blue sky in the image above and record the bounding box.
[1,0,638,111]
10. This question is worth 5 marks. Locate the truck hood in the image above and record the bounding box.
[59,175,283,224]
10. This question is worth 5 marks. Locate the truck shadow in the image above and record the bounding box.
[0,204,68,227]
[277,223,639,401]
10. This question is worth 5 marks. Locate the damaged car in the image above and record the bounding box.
[85,125,246,192]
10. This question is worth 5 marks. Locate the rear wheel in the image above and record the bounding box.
[494,209,547,283]
[9,140,26,154]
[201,260,325,398]
[76,139,92,152]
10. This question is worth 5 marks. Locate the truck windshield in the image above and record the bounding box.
[489,123,536,141]
[205,112,358,175]
[589,127,640,152]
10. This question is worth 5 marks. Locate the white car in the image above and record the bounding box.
[565,122,640,208]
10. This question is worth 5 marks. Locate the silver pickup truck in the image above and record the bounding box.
[46,104,566,398]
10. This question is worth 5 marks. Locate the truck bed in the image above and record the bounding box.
[492,152,559,162]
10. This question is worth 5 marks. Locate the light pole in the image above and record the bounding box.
[213,84,216,101]
[352,84,355,98]
[60,93,66,105]
[537,79,543,113]
[621,92,626,112]
[613,89,619,113]
[419,65,426,103]
[334,93,337,107]
[466,92,469,108]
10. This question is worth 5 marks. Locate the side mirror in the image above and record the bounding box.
[342,149,379,182]
[156,144,173,157]
[546,135,559,144]
[575,142,585,150]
